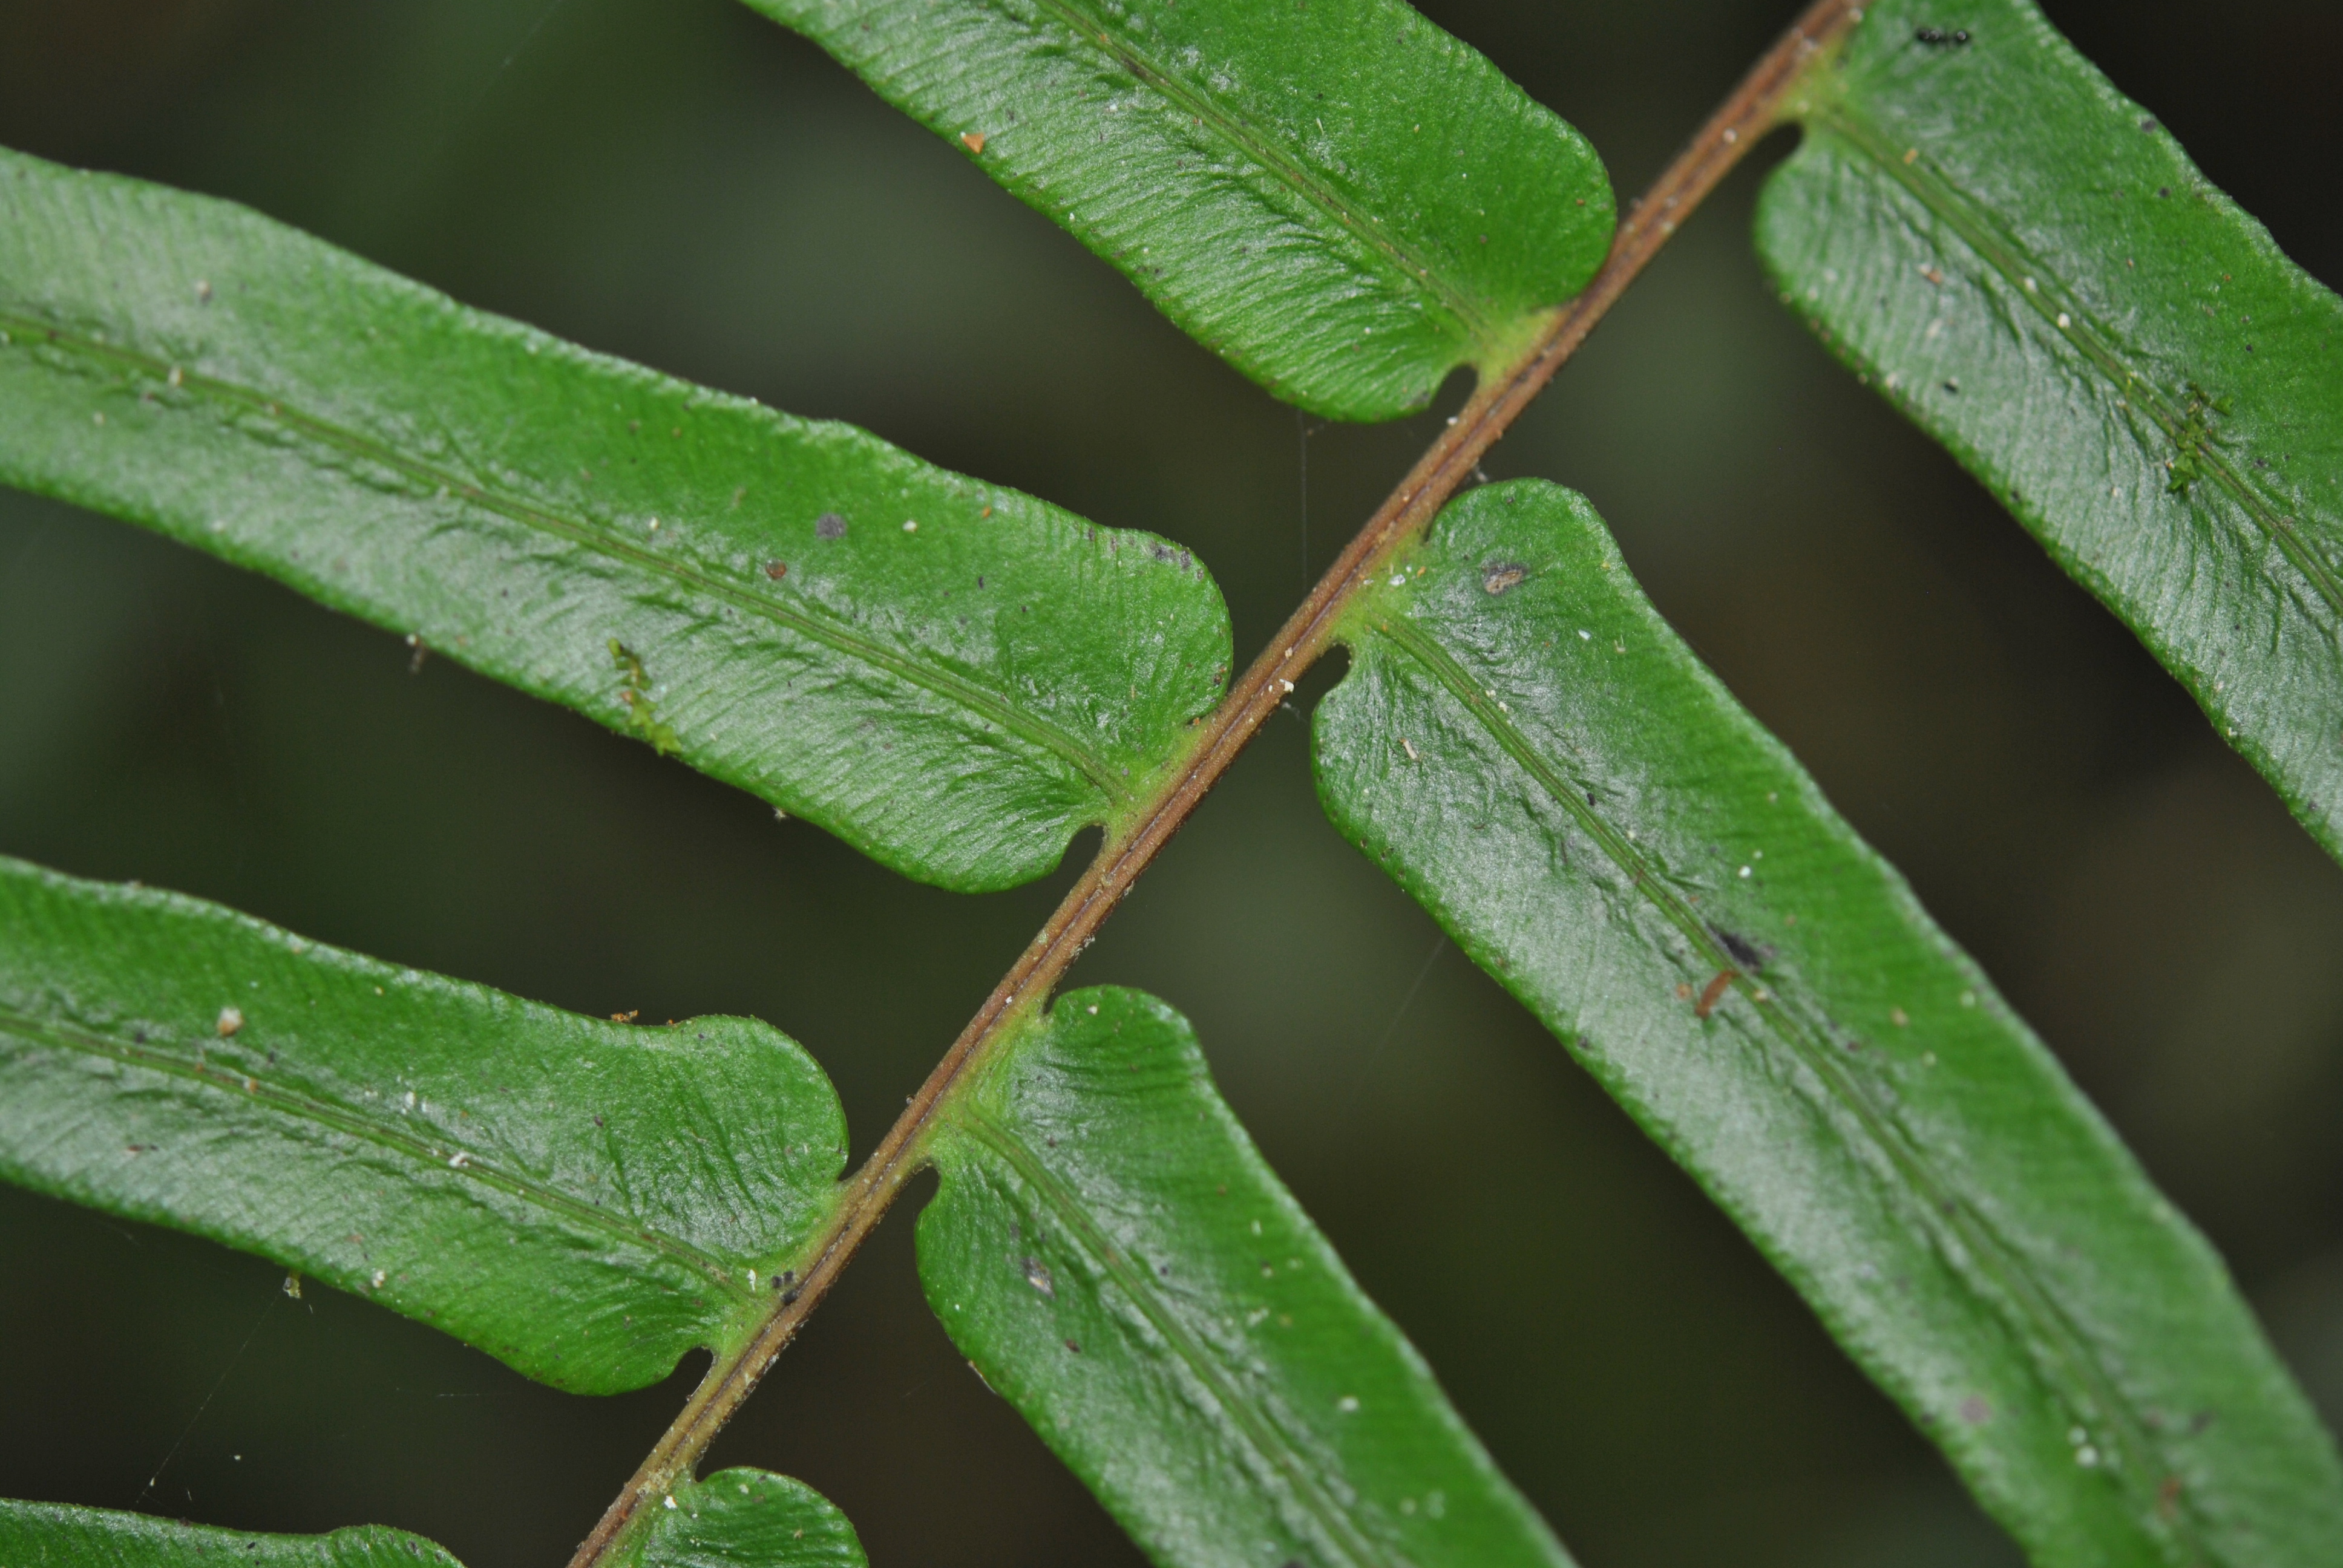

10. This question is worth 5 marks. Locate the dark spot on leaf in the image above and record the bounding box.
[1713,927,1766,971]
[1481,562,1528,595]
[764,560,787,580]
[1959,1395,1991,1424]
[2140,117,2160,133]
[1913,26,1969,45]
[2158,186,2172,198]
[815,512,847,539]
[1943,379,1960,394]
[1064,1339,1081,1353]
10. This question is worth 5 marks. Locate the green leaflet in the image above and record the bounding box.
[917,985,1571,1568]
[0,146,1231,893]
[0,1472,866,1568]
[1757,0,2343,866]
[0,1502,461,1568]
[623,1469,868,1568]
[0,855,848,1396]
[736,0,1613,422]
[1313,482,2343,1568]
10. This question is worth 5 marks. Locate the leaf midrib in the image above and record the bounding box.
[0,309,1127,803]
[951,1102,1400,1568]
[1021,0,1500,344]
[1798,108,2343,621]
[0,1002,759,1308]
[1366,609,2191,1557]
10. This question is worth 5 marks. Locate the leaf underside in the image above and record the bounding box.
[736,0,1614,422]
[1313,480,2343,1568]
[0,1472,866,1568]
[0,146,1232,893]
[1759,0,2343,867]
[918,985,1572,1568]
[0,855,849,1395]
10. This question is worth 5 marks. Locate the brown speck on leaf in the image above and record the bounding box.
[1481,562,1528,595]
[1674,982,1694,1001]
[1064,1339,1081,1353]
[1959,1395,1991,1425]
[2157,1475,2183,1517]
[962,131,988,154]
[611,1010,639,1024]
[1694,970,1738,1019]
[764,560,788,580]
[217,1007,244,1037]
[816,512,847,540]
[1921,266,1944,286]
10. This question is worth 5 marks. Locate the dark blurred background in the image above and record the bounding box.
[1,1,2338,1564]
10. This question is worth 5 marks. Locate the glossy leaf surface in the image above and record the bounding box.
[624,1470,868,1568]
[0,855,848,1395]
[0,1472,864,1568]
[0,146,1230,892]
[1758,0,2343,864]
[737,0,1613,421]
[0,1501,460,1568]
[918,985,1571,1568]
[1314,482,2343,1567]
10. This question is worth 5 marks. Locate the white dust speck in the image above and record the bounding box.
[217,1007,244,1037]
[2056,313,2072,329]
[1337,1396,1360,1414]
[902,519,919,532]
[1738,866,1752,878]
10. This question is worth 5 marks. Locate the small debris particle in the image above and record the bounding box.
[1694,970,1738,1019]
[902,518,919,532]
[1064,1339,1081,1353]
[1920,265,1944,286]
[1890,1007,1910,1027]
[611,1010,638,1024]
[217,1007,244,1037]
[1481,562,1528,595]
[2057,312,2072,330]
[1959,1395,1991,1425]
[764,560,788,580]
[1023,1258,1056,1296]
[1400,737,1420,762]
[1902,147,1919,165]
[1337,1396,1360,1413]
[195,279,214,302]
[962,131,988,153]
[283,1273,303,1299]
[815,512,847,539]
[370,1269,387,1289]
[664,1496,678,1511]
